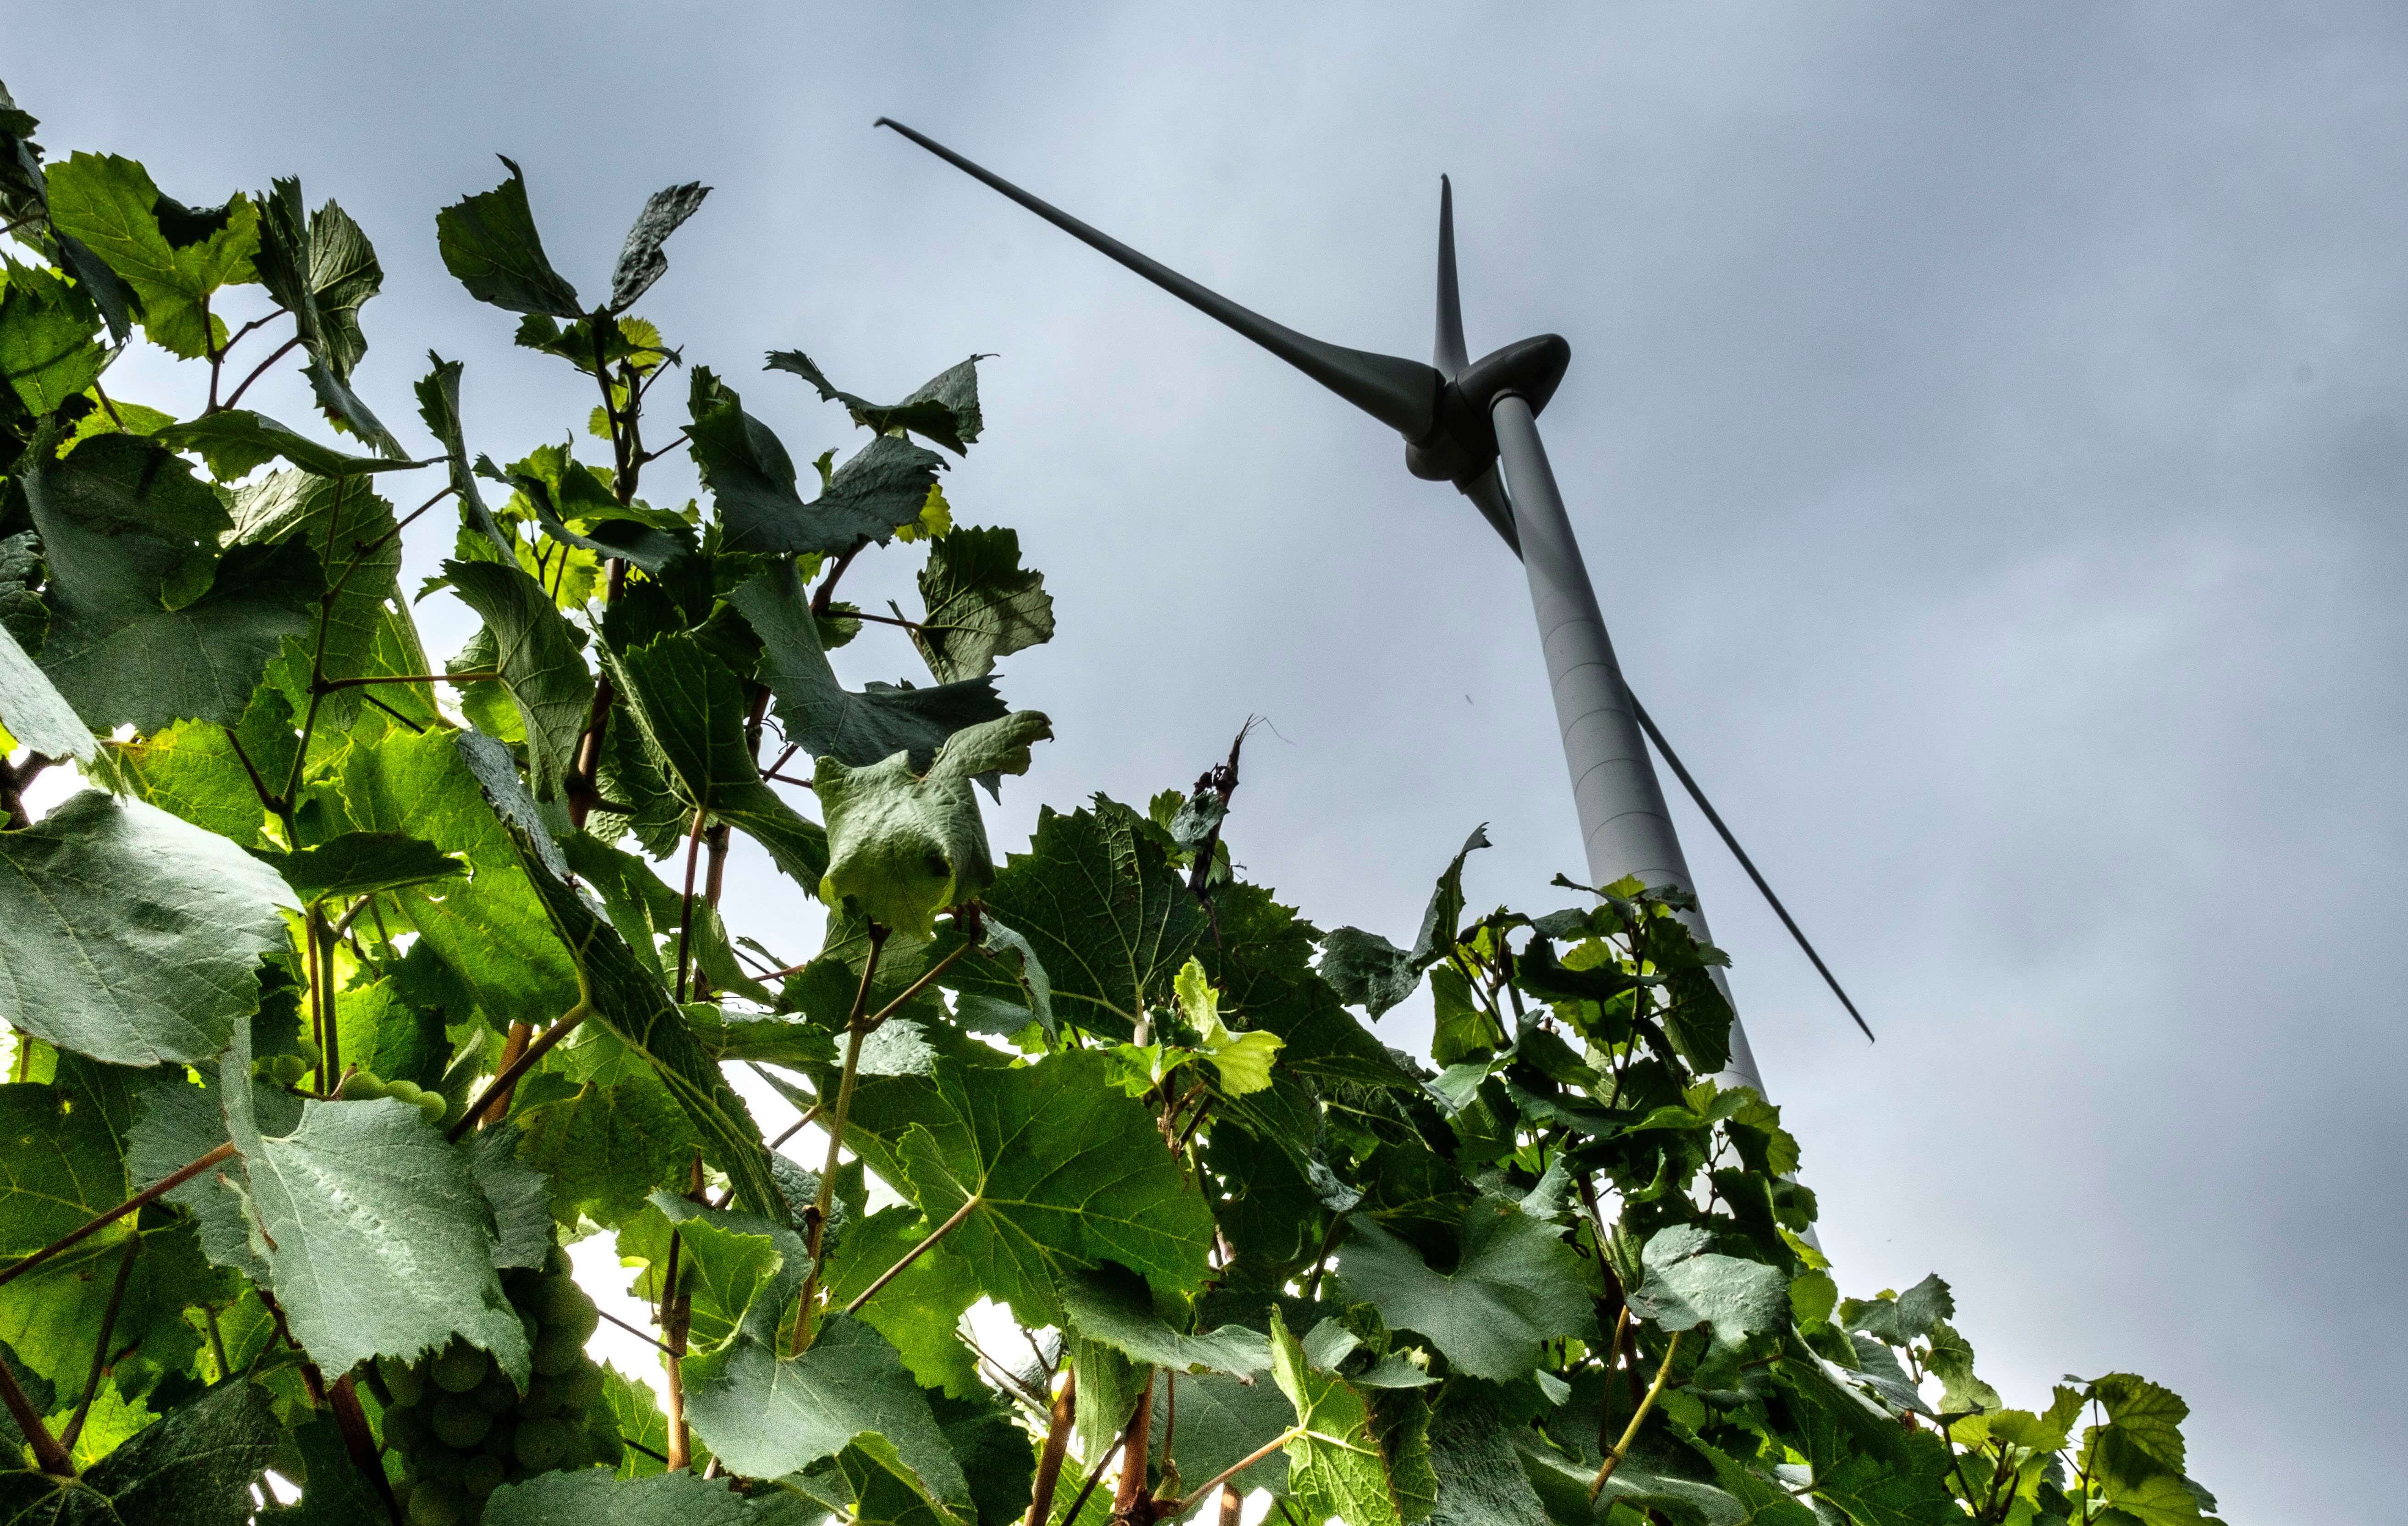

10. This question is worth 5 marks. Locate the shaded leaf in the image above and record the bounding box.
[913,524,1054,684]
[463,732,782,1220]
[1625,1226,1789,1349]
[1334,1205,1594,1382]
[22,435,320,733]
[607,631,829,887]
[608,181,709,313]
[255,829,459,904]
[43,152,258,358]
[978,798,1205,1043]
[1268,1310,1402,1526]
[436,157,582,318]
[0,792,292,1067]
[766,350,988,456]
[155,411,424,481]
[731,560,1006,770]
[221,1018,533,1384]
[816,710,1050,938]
[0,1376,277,1524]
[693,371,944,556]
[686,1312,967,1509]
[0,615,91,762]
[895,1048,1216,1327]
[445,558,594,802]
[1058,1260,1269,1377]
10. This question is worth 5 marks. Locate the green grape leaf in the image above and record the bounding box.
[1058,1260,1270,1377]
[599,1364,681,1479]
[436,157,583,318]
[95,678,291,842]
[1152,1370,1292,1501]
[1333,1205,1595,1382]
[1313,928,1420,1022]
[766,350,988,456]
[222,469,407,732]
[911,525,1054,684]
[1174,958,1284,1097]
[0,256,105,414]
[1421,1389,1547,1526]
[0,532,47,659]
[930,1387,1036,1526]
[0,792,292,1067]
[819,1204,982,1397]
[685,1312,968,1509]
[254,1415,388,1525]
[21,435,321,733]
[513,1065,701,1231]
[815,710,1049,938]
[463,732,781,1220]
[978,798,1205,1042]
[607,630,830,887]
[0,1375,278,1524]
[2077,1373,2205,1526]
[255,829,460,904]
[607,181,709,313]
[0,612,92,763]
[445,558,594,802]
[729,560,1007,770]
[43,153,259,358]
[618,1192,796,1353]
[220,1018,533,1385]
[484,1468,767,1525]
[251,179,385,400]
[1838,1273,1952,1348]
[692,371,945,556]
[0,1063,225,1400]
[415,354,517,556]
[1625,1226,1789,1349]
[332,727,580,1025]
[466,1122,552,1271]
[1199,882,1414,1088]
[1268,1310,1404,1526]
[561,832,771,1003]
[154,411,425,481]
[1318,826,1489,1019]
[892,1047,1215,1327]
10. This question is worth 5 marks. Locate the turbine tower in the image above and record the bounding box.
[877,121,1872,1093]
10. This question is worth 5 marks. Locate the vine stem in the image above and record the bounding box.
[845,1193,980,1316]
[315,670,497,692]
[0,1354,71,1475]
[1171,1425,1304,1514]
[447,1000,592,1142]
[1589,1330,1683,1500]
[790,927,888,1356]
[1112,1370,1156,1520]
[673,806,708,1000]
[1021,1368,1077,1526]
[328,1373,405,1525]
[0,1142,236,1293]
[58,1235,140,1451]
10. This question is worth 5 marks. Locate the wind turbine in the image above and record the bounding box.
[875,121,1872,1094]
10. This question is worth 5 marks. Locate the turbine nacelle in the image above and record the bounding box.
[876,117,1559,544]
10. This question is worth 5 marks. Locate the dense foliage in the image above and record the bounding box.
[0,78,2220,1526]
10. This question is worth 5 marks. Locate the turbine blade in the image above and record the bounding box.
[1434,175,1469,378]
[1628,698,1877,1043]
[877,118,1443,442]
[1459,461,1519,554]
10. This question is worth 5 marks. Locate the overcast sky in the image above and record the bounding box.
[13,4,2404,1518]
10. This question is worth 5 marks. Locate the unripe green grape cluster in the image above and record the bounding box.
[252,1043,448,1124]
[371,1245,619,1525]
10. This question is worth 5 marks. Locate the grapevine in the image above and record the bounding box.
[0,70,2220,1526]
